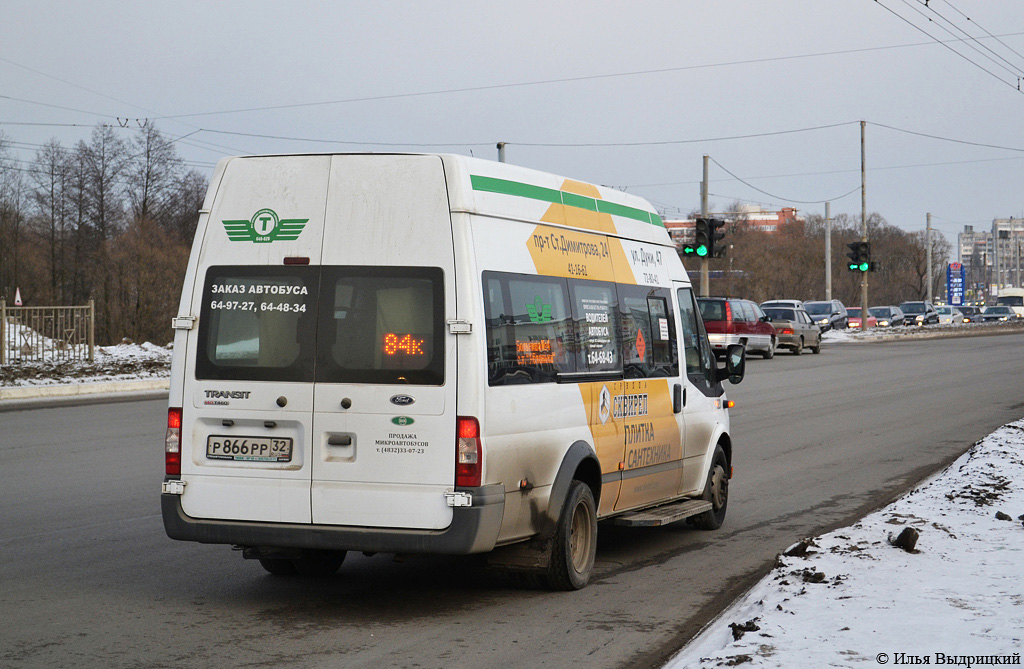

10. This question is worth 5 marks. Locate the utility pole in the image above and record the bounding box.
[825,201,832,301]
[926,213,933,303]
[700,154,709,297]
[860,121,869,329]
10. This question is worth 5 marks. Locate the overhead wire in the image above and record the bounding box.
[939,0,1024,66]
[708,157,862,205]
[896,0,1024,78]
[147,31,1024,120]
[873,0,1024,94]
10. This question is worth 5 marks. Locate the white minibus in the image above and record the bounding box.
[162,153,744,589]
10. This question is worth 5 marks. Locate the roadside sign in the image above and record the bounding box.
[14,287,22,306]
[947,263,965,306]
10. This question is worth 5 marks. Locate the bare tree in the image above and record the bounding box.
[127,124,182,225]
[30,139,69,303]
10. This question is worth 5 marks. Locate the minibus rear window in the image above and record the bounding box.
[196,266,317,382]
[316,267,444,385]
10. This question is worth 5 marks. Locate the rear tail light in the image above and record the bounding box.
[166,408,182,477]
[780,328,794,335]
[455,416,481,488]
[724,301,732,323]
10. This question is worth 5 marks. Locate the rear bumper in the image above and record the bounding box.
[707,333,742,350]
[162,483,505,555]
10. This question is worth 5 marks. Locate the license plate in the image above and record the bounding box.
[206,435,293,462]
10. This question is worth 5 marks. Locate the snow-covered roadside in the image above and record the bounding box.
[0,339,171,387]
[666,420,1024,668]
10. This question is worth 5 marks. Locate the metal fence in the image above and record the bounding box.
[0,300,95,365]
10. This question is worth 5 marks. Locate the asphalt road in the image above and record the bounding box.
[2,332,1023,669]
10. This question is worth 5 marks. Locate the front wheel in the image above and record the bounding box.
[692,445,729,531]
[545,480,597,591]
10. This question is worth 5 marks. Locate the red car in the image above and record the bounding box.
[697,297,777,358]
[847,307,877,329]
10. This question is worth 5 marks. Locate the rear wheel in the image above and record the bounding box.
[293,550,347,577]
[761,337,775,359]
[258,558,297,576]
[545,480,597,591]
[692,445,729,531]
[792,337,803,355]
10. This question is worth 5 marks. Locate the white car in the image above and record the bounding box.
[935,306,964,325]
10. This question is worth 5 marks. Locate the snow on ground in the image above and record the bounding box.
[1,335,172,386]
[666,420,1024,668]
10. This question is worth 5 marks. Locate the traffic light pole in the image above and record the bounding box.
[860,121,869,330]
[701,154,709,297]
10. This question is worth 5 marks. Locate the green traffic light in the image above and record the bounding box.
[859,262,869,272]
[696,245,708,257]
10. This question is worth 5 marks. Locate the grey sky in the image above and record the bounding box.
[3,1,1023,241]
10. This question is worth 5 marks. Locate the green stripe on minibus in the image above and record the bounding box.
[470,175,664,228]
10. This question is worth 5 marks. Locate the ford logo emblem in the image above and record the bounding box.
[390,394,415,406]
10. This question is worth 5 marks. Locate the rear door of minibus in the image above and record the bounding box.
[310,155,459,531]
[181,155,329,524]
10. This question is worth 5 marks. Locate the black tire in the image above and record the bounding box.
[792,337,803,355]
[811,337,821,354]
[761,337,775,359]
[692,445,729,531]
[293,550,347,577]
[258,557,298,576]
[545,480,597,591]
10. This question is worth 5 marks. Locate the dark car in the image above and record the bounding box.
[762,307,821,355]
[803,299,848,332]
[957,305,982,323]
[898,301,939,326]
[869,305,905,327]
[697,297,777,359]
[981,305,1016,322]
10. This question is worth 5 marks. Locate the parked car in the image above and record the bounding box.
[847,307,878,329]
[868,306,905,327]
[957,305,982,323]
[981,305,1016,322]
[697,297,777,359]
[898,301,939,326]
[762,306,821,355]
[760,299,804,310]
[935,305,964,325]
[804,300,848,332]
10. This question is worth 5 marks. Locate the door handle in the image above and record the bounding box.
[673,383,684,413]
[327,435,352,446]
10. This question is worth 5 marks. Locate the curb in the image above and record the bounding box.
[0,378,169,401]
[833,322,1024,344]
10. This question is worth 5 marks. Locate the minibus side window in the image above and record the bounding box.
[483,271,575,385]
[196,266,317,382]
[617,285,678,379]
[677,287,717,393]
[568,279,621,375]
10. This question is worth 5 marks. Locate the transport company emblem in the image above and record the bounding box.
[222,208,308,243]
[525,296,553,323]
[598,384,611,425]
[390,394,415,406]
[391,416,415,426]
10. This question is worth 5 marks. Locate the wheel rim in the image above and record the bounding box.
[569,499,594,572]
[709,463,728,510]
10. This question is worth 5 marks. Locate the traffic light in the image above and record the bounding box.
[846,241,871,272]
[708,218,726,257]
[692,218,711,258]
